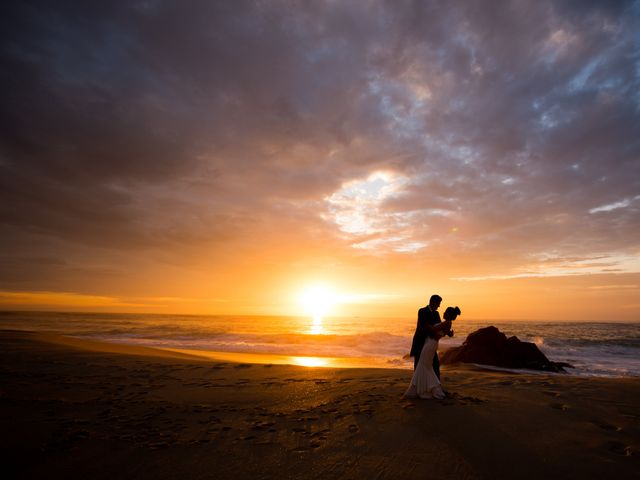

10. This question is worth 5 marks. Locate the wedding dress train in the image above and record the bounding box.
[404,337,445,399]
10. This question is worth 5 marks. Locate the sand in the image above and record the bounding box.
[1,330,638,479]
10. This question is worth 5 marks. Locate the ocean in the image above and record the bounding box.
[1,311,639,377]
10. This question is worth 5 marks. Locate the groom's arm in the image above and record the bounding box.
[434,320,453,338]
[418,309,439,338]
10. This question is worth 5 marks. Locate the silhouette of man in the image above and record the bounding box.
[410,294,443,379]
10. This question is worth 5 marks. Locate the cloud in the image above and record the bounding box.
[589,195,640,214]
[453,253,640,281]
[1,0,639,296]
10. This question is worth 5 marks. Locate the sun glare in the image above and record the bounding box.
[298,284,337,318]
[298,284,339,334]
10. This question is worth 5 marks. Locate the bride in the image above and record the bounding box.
[404,306,461,399]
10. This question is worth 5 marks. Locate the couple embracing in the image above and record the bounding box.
[404,294,461,400]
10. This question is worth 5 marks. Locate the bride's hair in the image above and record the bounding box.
[443,306,461,321]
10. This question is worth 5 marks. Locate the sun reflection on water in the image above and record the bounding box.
[309,315,324,334]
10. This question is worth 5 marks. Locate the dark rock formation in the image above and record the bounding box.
[440,326,573,373]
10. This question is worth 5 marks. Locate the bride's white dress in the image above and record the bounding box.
[404,337,445,399]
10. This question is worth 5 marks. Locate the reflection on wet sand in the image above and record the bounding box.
[290,356,328,367]
[163,346,383,369]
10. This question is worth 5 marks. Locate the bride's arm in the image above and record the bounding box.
[433,320,452,338]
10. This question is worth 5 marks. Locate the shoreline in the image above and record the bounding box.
[1,312,639,378]
[7,328,638,379]
[3,328,401,370]
[1,329,639,479]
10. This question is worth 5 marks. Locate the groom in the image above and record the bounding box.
[410,294,443,379]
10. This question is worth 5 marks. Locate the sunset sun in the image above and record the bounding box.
[298,284,338,319]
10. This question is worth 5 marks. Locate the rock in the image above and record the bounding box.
[440,326,573,373]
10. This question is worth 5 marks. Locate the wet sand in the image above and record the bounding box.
[1,330,638,479]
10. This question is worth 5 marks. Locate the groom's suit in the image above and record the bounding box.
[410,305,442,379]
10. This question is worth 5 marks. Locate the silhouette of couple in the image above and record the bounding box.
[405,294,461,399]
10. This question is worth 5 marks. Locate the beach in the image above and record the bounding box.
[1,330,638,479]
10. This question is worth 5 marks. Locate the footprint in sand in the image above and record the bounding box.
[604,441,633,456]
[596,423,623,432]
[148,441,169,449]
[543,390,561,397]
[450,393,486,404]
[291,441,323,452]
[250,421,275,431]
[290,446,311,452]
[550,403,570,411]
[348,424,359,433]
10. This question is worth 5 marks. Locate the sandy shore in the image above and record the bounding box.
[1,330,638,479]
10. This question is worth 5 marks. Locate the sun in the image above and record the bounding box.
[298,284,337,319]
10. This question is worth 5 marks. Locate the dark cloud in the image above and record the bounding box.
[1,0,639,292]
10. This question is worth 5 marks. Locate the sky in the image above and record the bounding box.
[1,0,639,321]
